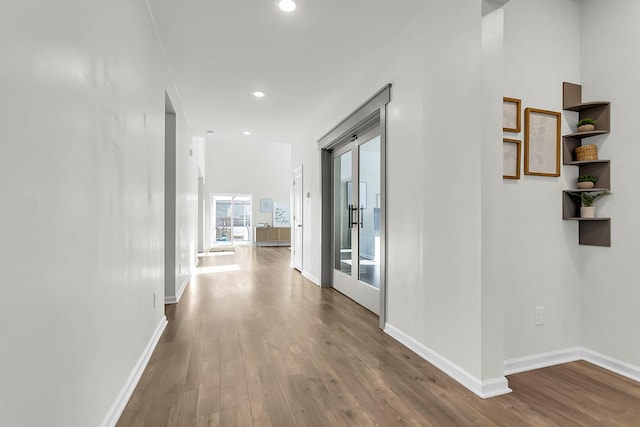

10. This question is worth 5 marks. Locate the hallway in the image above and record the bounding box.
[117,247,640,426]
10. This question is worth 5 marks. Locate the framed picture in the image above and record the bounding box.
[503,138,521,180]
[524,108,561,177]
[260,198,272,212]
[272,201,290,227]
[503,97,521,133]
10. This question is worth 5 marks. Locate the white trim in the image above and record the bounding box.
[582,348,640,383]
[384,323,511,399]
[301,270,320,286]
[504,347,582,375]
[164,274,191,304]
[175,274,190,302]
[504,347,640,384]
[100,316,168,427]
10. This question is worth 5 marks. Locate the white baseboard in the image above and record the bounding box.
[165,274,191,304]
[175,274,190,302]
[100,316,168,427]
[301,270,320,286]
[582,348,640,383]
[384,323,511,399]
[504,347,582,375]
[504,347,640,384]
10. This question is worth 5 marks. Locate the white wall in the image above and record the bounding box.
[0,1,198,425]
[502,0,583,360]
[291,141,322,281]
[580,0,640,367]
[195,136,207,253]
[481,8,506,381]
[205,138,291,247]
[172,98,198,300]
[293,0,505,386]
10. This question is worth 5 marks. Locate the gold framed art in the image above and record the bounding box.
[524,107,561,177]
[503,138,521,180]
[503,97,521,133]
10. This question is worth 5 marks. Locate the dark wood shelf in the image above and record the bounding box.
[565,188,610,193]
[562,82,612,247]
[563,191,611,223]
[564,217,611,221]
[563,130,609,138]
[564,101,610,112]
[564,160,610,166]
[579,220,611,247]
[562,160,610,189]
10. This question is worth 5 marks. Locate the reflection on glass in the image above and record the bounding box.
[214,195,252,245]
[215,197,232,244]
[232,197,251,243]
[334,151,352,275]
[358,136,381,288]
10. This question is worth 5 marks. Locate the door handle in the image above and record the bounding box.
[347,204,359,229]
[351,205,359,228]
[360,206,364,228]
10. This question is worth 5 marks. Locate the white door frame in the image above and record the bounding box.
[293,165,303,271]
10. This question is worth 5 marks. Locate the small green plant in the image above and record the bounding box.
[577,118,596,126]
[569,191,611,207]
[577,174,598,183]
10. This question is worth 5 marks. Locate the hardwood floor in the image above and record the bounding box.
[117,247,640,426]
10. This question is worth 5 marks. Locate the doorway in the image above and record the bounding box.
[164,93,178,304]
[332,126,381,314]
[293,165,303,271]
[318,85,390,327]
[212,195,252,246]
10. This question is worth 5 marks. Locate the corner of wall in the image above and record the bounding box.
[385,324,511,399]
[100,317,168,427]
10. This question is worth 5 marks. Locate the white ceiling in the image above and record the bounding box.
[148,0,427,146]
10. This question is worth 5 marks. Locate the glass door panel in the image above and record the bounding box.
[334,151,352,275]
[358,136,381,288]
[214,196,232,245]
[331,124,381,315]
[213,195,252,246]
[232,196,251,244]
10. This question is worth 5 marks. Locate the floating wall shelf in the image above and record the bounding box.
[562,82,611,247]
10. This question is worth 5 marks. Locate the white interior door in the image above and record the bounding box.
[293,166,303,271]
[332,127,381,314]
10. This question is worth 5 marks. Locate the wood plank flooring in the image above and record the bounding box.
[117,247,640,426]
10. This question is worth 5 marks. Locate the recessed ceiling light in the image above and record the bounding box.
[253,91,265,98]
[278,0,296,12]
[243,131,252,135]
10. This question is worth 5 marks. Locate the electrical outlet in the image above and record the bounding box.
[534,306,544,326]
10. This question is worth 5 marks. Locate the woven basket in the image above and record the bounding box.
[575,144,598,161]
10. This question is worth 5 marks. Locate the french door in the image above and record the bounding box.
[212,195,252,246]
[332,126,381,314]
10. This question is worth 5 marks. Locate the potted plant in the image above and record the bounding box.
[577,118,596,132]
[569,191,611,218]
[577,174,598,189]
